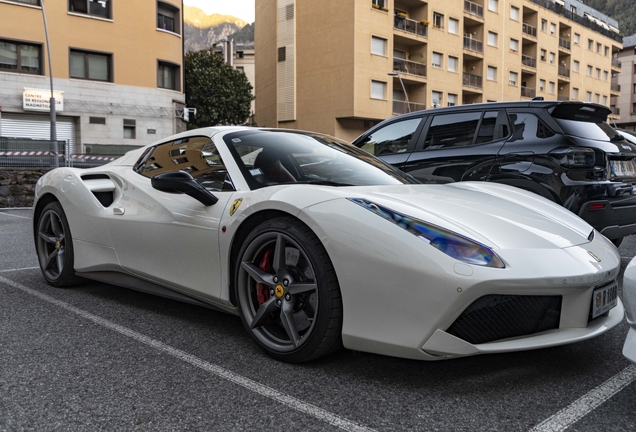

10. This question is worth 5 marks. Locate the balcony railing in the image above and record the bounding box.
[394,16,428,37]
[525,0,621,43]
[558,38,571,50]
[612,58,622,69]
[610,107,620,116]
[463,36,483,53]
[558,66,570,77]
[393,58,427,77]
[463,72,483,88]
[521,87,536,98]
[464,0,484,18]
[392,100,427,115]
[522,23,537,37]
[611,83,621,92]
[522,55,536,68]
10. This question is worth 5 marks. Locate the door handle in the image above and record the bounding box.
[113,207,125,215]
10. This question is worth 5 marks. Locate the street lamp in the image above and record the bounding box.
[40,0,58,167]
[388,71,410,113]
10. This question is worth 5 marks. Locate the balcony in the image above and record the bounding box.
[612,58,622,69]
[394,16,428,37]
[611,83,621,92]
[393,100,427,115]
[393,58,427,77]
[521,87,536,98]
[522,55,537,68]
[463,36,483,53]
[558,38,571,50]
[463,72,483,88]
[558,66,570,78]
[610,107,620,116]
[464,0,484,18]
[522,23,537,38]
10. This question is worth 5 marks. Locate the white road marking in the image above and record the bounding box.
[0,267,39,273]
[0,274,376,432]
[529,364,636,432]
[0,211,32,220]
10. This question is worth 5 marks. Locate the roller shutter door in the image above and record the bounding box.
[1,113,77,150]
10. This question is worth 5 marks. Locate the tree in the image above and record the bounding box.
[184,49,254,129]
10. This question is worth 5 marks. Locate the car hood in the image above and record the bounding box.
[342,181,594,250]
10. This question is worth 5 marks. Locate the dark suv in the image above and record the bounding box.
[352,100,636,246]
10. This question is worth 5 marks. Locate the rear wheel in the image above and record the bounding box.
[35,202,81,287]
[235,217,342,362]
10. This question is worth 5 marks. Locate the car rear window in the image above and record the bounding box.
[550,103,615,141]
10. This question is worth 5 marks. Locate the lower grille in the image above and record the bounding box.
[446,295,562,345]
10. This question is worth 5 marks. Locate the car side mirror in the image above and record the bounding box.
[151,171,219,206]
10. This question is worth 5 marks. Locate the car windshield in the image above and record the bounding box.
[223,130,417,189]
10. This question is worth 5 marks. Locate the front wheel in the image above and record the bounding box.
[35,201,81,287]
[235,217,343,362]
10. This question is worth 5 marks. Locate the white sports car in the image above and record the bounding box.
[622,258,636,364]
[33,127,624,362]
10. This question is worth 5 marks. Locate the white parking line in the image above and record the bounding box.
[0,274,376,432]
[529,364,636,432]
[0,267,39,273]
[0,211,32,220]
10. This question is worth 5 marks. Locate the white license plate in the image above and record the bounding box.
[592,282,618,319]
[611,160,636,177]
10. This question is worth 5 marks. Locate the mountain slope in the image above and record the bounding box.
[184,5,249,52]
[585,0,636,37]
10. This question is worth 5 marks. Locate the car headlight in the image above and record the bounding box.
[348,198,505,268]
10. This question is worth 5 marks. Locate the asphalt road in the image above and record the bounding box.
[1,208,634,431]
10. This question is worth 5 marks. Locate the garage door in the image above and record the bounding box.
[1,113,77,150]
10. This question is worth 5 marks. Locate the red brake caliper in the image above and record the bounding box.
[256,249,273,305]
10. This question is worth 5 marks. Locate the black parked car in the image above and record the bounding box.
[352,101,636,246]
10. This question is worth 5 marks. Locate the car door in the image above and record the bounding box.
[353,116,426,169]
[402,110,509,184]
[105,135,235,300]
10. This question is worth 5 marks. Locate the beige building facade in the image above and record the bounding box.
[256,0,622,141]
[612,34,636,131]
[0,0,186,154]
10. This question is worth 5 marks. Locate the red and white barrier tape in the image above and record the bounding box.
[0,151,118,161]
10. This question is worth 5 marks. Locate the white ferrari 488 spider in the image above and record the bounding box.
[34,127,624,362]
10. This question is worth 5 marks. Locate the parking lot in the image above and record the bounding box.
[1,207,635,431]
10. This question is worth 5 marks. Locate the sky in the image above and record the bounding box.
[183,0,255,23]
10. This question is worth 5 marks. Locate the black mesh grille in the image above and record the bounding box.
[446,295,562,345]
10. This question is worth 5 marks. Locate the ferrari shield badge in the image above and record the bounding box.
[229,198,243,216]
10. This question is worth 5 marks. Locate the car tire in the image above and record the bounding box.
[235,217,343,362]
[35,201,81,287]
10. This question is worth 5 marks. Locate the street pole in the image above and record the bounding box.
[388,71,410,113]
[41,0,58,167]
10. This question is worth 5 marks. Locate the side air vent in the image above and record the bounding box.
[81,175,116,207]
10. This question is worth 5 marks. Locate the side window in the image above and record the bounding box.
[507,112,555,142]
[474,111,499,144]
[423,112,481,149]
[358,117,422,155]
[135,136,234,192]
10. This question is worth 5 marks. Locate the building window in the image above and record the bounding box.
[595,68,600,79]
[603,70,608,81]
[70,49,111,81]
[586,91,592,102]
[596,43,601,53]
[509,38,519,53]
[487,66,497,81]
[372,0,387,8]
[549,52,555,64]
[158,1,180,34]
[236,66,244,73]
[371,36,387,56]
[573,60,579,72]
[550,23,556,35]
[509,71,518,86]
[540,49,546,62]
[572,88,578,100]
[488,31,497,47]
[548,81,555,94]
[588,39,593,50]
[510,6,519,21]
[432,52,442,68]
[123,119,136,139]
[0,39,41,74]
[447,93,457,107]
[488,0,498,12]
[594,94,600,103]
[433,12,444,29]
[236,51,244,59]
[371,80,386,99]
[604,46,609,57]
[69,0,112,19]
[448,56,458,72]
[573,33,580,44]
[539,79,545,92]
[277,47,286,62]
[157,61,180,90]
[449,18,459,35]
[541,19,547,32]
[586,65,592,76]
[602,95,608,106]
[89,116,106,124]
[432,91,442,108]
[8,0,40,4]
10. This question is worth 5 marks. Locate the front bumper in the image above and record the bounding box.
[622,256,636,364]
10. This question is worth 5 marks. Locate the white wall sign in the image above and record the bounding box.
[23,88,64,112]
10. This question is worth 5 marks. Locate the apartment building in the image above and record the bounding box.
[0,0,186,154]
[255,0,622,141]
[612,34,636,130]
